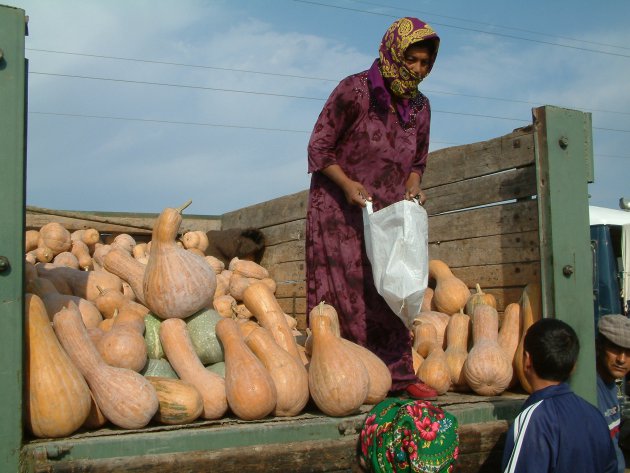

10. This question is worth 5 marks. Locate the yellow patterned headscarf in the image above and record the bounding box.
[379,17,440,99]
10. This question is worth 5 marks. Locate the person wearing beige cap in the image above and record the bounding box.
[597,314,630,473]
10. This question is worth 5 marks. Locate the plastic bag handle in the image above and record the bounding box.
[364,200,373,215]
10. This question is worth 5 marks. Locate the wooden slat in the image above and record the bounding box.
[26,209,221,234]
[424,127,534,188]
[428,200,538,243]
[261,219,306,246]
[429,231,540,267]
[260,240,305,268]
[222,190,308,230]
[275,281,306,298]
[450,262,541,288]
[424,166,537,215]
[268,261,305,284]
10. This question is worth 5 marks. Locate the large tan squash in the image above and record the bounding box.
[25,294,91,438]
[462,304,513,396]
[52,304,159,429]
[143,201,217,319]
[514,283,542,393]
[444,309,470,392]
[244,325,309,417]
[428,259,470,315]
[340,339,392,404]
[308,314,369,417]
[159,318,228,420]
[103,247,148,305]
[38,222,72,256]
[242,282,301,360]
[216,318,277,420]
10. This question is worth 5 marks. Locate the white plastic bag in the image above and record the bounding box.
[363,199,429,329]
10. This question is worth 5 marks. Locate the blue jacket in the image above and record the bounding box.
[501,383,617,473]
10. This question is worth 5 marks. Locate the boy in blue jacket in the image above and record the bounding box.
[501,318,617,473]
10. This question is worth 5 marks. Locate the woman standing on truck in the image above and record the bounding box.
[306,17,439,399]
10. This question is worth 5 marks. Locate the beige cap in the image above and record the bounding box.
[598,314,630,349]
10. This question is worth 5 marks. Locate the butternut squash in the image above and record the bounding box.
[181,230,209,253]
[103,247,147,305]
[413,311,450,349]
[340,339,392,404]
[421,287,435,312]
[25,294,91,438]
[146,377,203,425]
[82,391,108,429]
[231,257,269,279]
[206,256,225,274]
[244,325,308,417]
[71,240,93,270]
[216,318,277,420]
[514,283,542,393]
[242,282,301,360]
[52,251,79,269]
[143,201,217,319]
[38,222,71,256]
[159,318,228,420]
[308,314,369,416]
[213,294,237,318]
[25,229,40,253]
[112,233,136,254]
[465,283,497,316]
[412,321,437,358]
[428,259,470,315]
[72,228,101,246]
[417,345,451,395]
[96,316,147,372]
[27,277,103,329]
[29,246,54,264]
[462,304,513,396]
[36,263,122,302]
[91,244,111,271]
[444,310,470,392]
[498,302,522,389]
[52,304,159,429]
[412,349,424,375]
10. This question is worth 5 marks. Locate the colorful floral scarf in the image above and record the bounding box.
[359,398,459,473]
[368,17,440,123]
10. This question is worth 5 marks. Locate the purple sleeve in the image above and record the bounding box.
[412,98,431,178]
[307,76,364,174]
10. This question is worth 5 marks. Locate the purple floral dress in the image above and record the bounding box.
[306,69,431,390]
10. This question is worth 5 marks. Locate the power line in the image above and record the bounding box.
[27,50,630,117]
[347,0,630,52]
[31,71,630,130]
[291,0,630,59]
[26,48,336,83]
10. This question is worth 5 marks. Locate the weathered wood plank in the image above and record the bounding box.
[33,437,362,473]
[429,231,540,267]
[26,208,221,234]
[424,127,534,188]
[269,260,305,284]
[424,166,537,215]
[222,190,309,230]
[261,219,306,246]
[450,262,540,288]
[275,281,306,298]
[261,240,305,268]
[428,199,538,243]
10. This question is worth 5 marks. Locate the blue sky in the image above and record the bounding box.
[8,0,630,215]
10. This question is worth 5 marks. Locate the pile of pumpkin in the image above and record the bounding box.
[24,201,394,440]
[412,260,541,397]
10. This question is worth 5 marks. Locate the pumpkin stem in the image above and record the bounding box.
[176,199,193,214]
[475,283,483,294]
[318,300,326,315]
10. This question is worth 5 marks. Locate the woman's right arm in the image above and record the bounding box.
[307,77,370,207]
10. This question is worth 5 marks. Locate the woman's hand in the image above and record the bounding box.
[322,164,371,207]
[404,172,426,205]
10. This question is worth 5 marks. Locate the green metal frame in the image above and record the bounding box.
[0,4,27,473]
[533,106,596,404]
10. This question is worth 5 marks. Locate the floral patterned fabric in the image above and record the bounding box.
[306,17,439,391]
[359,398,459,473]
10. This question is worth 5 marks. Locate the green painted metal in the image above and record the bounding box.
[0,4,27,473]
[533,105,596,404]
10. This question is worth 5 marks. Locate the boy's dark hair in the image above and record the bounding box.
[524,318,580,382]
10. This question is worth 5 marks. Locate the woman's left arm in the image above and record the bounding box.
[404,172,425,204]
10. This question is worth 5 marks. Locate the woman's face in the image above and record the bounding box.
[403,44,432,79]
